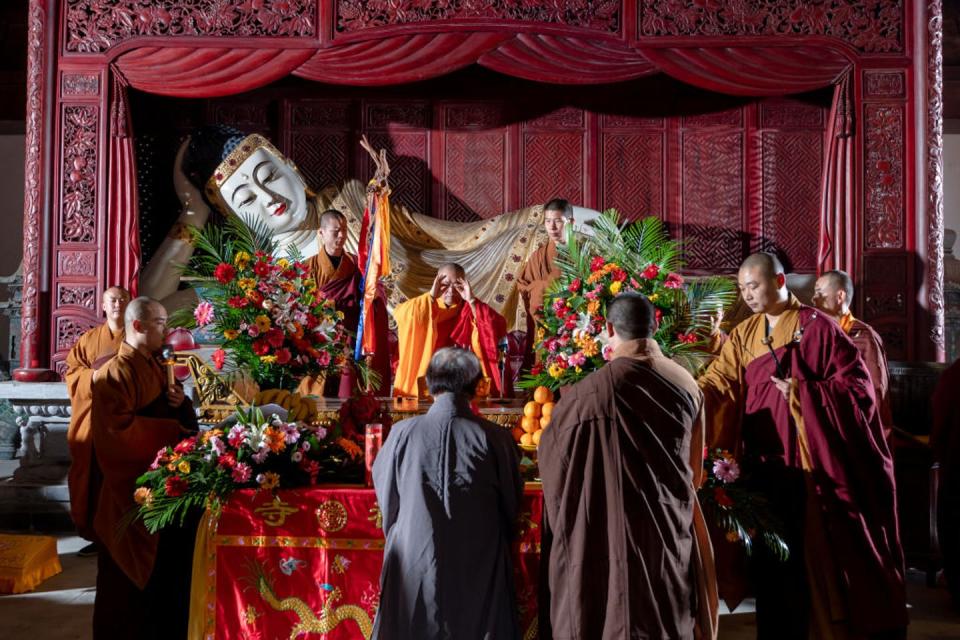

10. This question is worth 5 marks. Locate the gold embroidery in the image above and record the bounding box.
[315,500,348,532]
[367,504,383,530]
[244,605,260,625]
[332,554,350,575]
[254,497,299,527]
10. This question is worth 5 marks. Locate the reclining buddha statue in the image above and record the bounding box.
[140,125,548,331]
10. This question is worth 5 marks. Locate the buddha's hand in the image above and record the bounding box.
[173,136,210,225]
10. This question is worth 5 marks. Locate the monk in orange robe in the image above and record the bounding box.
[698,253,906,639]
[811,269,894,442]
[299,210,391,396]
[517,199,571,368]
[91,297,198,639]
[65,286,129,549]
[393,263,512,399]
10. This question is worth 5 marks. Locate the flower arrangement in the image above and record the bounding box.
[176,216,354,391]
[697,448,789,560]
[133,407,363,534]
[522,210,737,390]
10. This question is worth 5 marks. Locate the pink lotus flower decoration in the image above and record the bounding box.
[194,301,215,327]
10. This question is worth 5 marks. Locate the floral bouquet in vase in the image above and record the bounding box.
[175,216,354,391]
[522,210,738,390]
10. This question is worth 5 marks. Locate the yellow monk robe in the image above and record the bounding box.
[64,322,124,540]
[517,240,561,367]
[91,342,195,589]
[393,293,511,398]
[698,295,905,638]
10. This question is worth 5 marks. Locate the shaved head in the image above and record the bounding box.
[103,286,130,302]
[102,286,131,330]
[821,270,854,302]
[320,209,346,228]
[739,252,785,280]
[437,263,466,279]
[607,292,656,341]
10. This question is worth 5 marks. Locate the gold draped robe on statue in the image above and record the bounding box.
[65,322,124,540]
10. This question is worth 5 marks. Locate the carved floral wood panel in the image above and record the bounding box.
[864,104,904,249]
[60,105,98,244]
[638,0,903,53]
[64,0,317,53]
[55,316,98,352]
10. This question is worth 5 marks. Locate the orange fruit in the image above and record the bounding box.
[532,429,542,445]
[533,386,554,404]
[511,426,524,442]
[520,432,535,446]
[523,401,541,419]
[540,416,551,429]
[541,402,554,418]
[521,416,539,434]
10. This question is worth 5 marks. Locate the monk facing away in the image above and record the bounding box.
[538,292,718,640]
[299,209,391,396]
[392,262,512,398]
[811,269,894,442]
[698,252,906,639]
[65,286,129,554]
[516,198,571,368]
[90,296,199,639]
[372,347,523,640]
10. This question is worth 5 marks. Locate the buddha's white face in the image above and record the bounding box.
[219,148,308,233]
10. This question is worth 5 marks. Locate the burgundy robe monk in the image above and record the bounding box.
[539,339,718,640]
[302,250,391,396]
[699,295,906,638]
[839,312,894,442]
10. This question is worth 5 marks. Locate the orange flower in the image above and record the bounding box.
[337,437,363,460]
[263,427,286,453]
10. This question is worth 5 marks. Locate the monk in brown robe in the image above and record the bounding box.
[538,292,717,640]
[517,199,571,369]
[65,286,129,552]
[698,253,906,639]
[299,210,391,396]
[811,269,894,442]
[393,263,512,398]
[91,297,199,639]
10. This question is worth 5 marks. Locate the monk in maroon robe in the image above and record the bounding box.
[539,292,718,640]
[812,269,894,442]
[299,210,391,396]
[699,253,906,639]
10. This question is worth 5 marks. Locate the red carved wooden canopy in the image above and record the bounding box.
[18,0,943,379]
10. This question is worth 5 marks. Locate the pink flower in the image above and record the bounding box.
[568,351,586,367]
[247,325,260,338]
[232,462,252,483]
[317,351,331,366]
[252,448,269,464]
[664,273,683,289]
[281,423,300,444]
[174,437,197,454]
[227,424,246,448]
[194,301,215,327]
[712,458,741,483]
[211,348,226,371]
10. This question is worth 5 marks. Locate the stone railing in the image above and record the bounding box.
[0,382,70,481]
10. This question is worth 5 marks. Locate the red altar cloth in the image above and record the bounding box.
[188,486,542,640]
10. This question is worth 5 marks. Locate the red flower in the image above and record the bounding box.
[282,268,297,279]
[564,315,579,330]
[214,263,236,284]
[227,296,249,309]
[265,328,285,348]
[253,261,271,277]
[655,308,663,324]
[714,486,734,508]
[218,452,237,469]
[275,348,292,365]
[612,268,628,282]
[641,264,660,279]
[530,363,543,376]
[664,273,683,289]
[165,475,189,497]
[252,339,270,356]
[677,332,698,344]
[568,278,582,293]
[211,348,227,370]
[174,437,197,454]
[590,256,606,272]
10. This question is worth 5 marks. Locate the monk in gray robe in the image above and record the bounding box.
[539,292,718,640]
[372,347,523,640]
